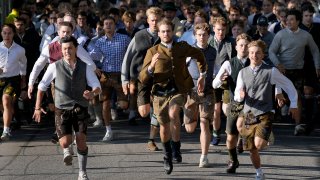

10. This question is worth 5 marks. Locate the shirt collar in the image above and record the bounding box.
[237,56,248,64]
[147,28,158,37]
[161,41,173,49]
[1,41,16,49]
[250,63,263,72]
[104,32,117,40]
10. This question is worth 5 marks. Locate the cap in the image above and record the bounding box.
[162,2,177,11]
[257,16,268,26]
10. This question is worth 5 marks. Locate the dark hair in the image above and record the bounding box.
[301,4,315,14]
[2,23,17,34]
[19,10,32,18]
[14,17,26,24]
[58,21,74,30]
[77,0,91,7]
[286,9,302,22]
[60,35,78,48]
[109,7,121,16]
[57,12,65,19]
[102,16,116,23]
[77,11,88,18]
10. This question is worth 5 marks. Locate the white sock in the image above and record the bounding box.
[3,126,10,133]
[200,154,207,159]
[63,148,69,153]
[106,125,112,132]
[256,168,263,175]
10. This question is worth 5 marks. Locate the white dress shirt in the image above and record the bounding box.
[28,40,96,86]
[234,65,298,108]
[38,59,101,92]
[0,41,27,78]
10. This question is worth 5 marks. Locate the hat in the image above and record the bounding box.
[257,16,268,26]
[162,2,177,11]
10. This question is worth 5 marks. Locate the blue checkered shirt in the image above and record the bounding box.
[92,33,131,72]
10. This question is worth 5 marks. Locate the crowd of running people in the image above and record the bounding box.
[0,0,320,179]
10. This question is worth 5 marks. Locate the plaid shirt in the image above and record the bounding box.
[93,33,131,72]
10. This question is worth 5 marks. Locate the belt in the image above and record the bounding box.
[153,87,177,97]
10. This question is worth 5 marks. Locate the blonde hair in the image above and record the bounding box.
[248,40,267,52]
[212,16,227,26]
[122,11,135,22]
[193,23,210,35]
[236,33,252,43]
[146,7,163,18]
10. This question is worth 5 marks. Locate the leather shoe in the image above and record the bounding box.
[164,157,173,174]
[226,160,239,173]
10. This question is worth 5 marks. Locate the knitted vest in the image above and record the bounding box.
[129,29,159,80]
[229,57,250,93]
[242,64,273,116]
[54,59,88,109]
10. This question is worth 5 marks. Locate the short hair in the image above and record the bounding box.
[248,40,267,53]
[2,23,16,34]
[229,5,241,14]
[57,12,65,19]
[14,17,26,24]
[58,21,73,30]
[122,11,136,22]
[60,35,78,48]
[193,22,210,35]
[236,33,252,43]
[19,10,32,18]
[286,9,302,22]
[231,19,245,29]
[195,9,207,20]
[301,4,315,14]
[109,7,120,16]
[157,18,174,31]
[212,16,227,26]
[77,11,87,18]
[78,0,91,7]
[102,16,116,23]
[146,7,163,18]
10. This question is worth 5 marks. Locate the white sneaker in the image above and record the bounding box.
[199,157,209,168]
[102,131,113,142]
[1,131,12,141]
[63,148,73,166]
[255,173,265,180]
[111,109,118,120]
[92,120,103,128]
[78,171,89,180]
[69,144,74,155]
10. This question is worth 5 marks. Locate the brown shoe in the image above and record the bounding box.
[147,141,159,151]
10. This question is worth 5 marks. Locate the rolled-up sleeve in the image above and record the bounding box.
[86,65,101,89]
[38,63,56,91]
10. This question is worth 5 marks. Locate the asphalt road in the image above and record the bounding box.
[0,117,319,180]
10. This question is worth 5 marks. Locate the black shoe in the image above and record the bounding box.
[172,153,182,163]
[51,133,59,144]
[164,157,173,174]
[237,139,244,154]
[226,160,239,173]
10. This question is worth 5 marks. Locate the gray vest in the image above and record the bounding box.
[55,59,88,109]
[241,64,273,116]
